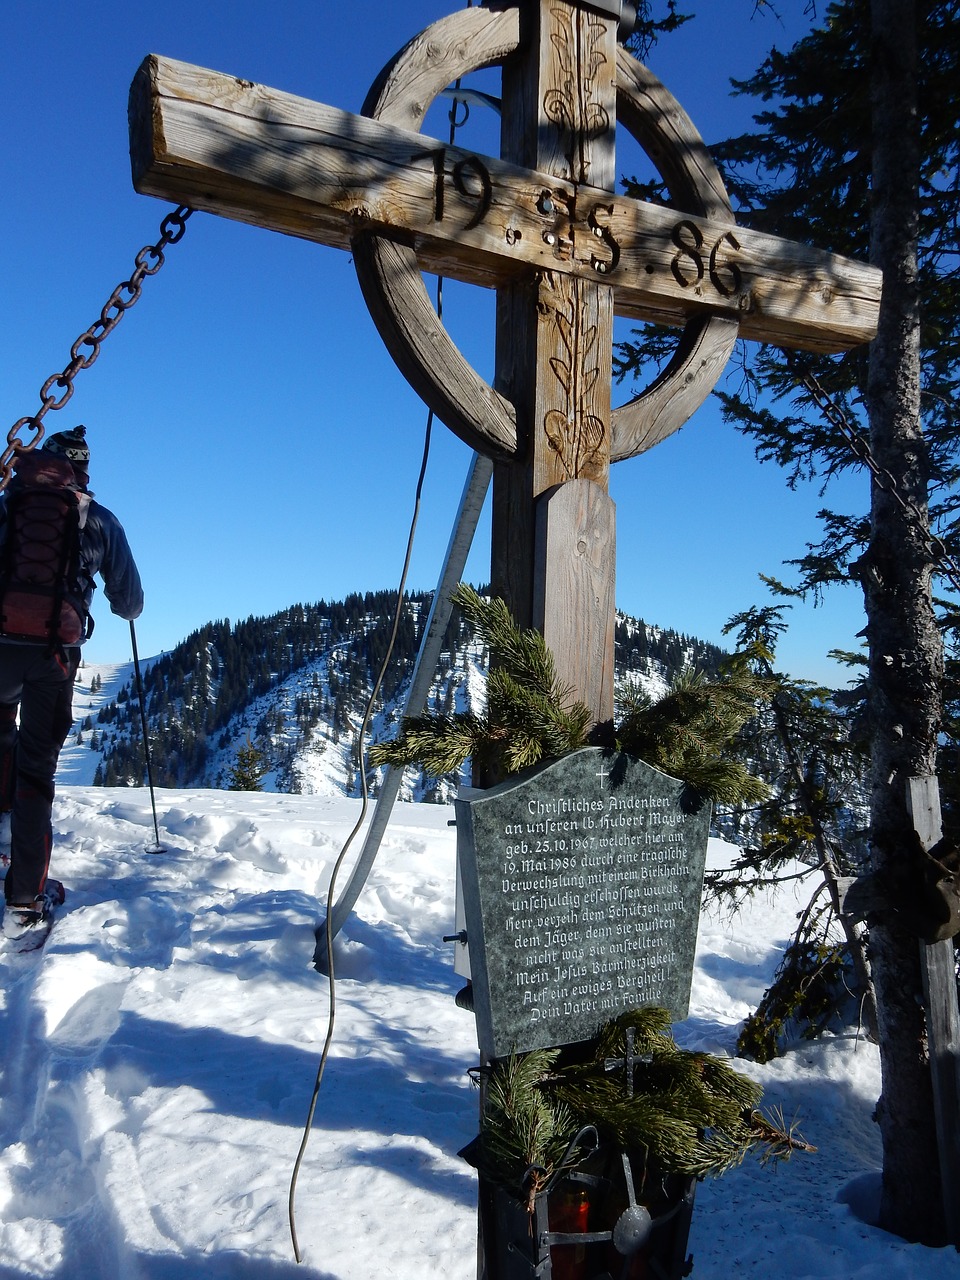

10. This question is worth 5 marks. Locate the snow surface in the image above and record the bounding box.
[1,784,958,1279]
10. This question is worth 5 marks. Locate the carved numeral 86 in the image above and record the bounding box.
[670,220,742,296]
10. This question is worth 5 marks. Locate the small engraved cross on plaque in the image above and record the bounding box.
[605,1025,639,1099]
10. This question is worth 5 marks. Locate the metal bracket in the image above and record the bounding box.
[503,0,639,41]
[573,0,639,39]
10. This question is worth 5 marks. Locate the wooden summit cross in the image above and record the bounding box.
[128,0,881,729]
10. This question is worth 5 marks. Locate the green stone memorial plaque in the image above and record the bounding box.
[455,748,711,1060]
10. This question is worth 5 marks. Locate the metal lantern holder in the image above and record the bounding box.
[468,1132,696,1280]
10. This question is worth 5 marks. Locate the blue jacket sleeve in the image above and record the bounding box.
[82,502,144,622]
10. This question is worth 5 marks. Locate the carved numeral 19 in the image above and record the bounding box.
[416,147,493,232]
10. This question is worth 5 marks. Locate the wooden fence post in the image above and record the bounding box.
[907,776,960,1247]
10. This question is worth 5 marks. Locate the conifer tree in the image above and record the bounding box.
[616,0,960,1243]
[709,601,879,1055]
[227,736,267,792]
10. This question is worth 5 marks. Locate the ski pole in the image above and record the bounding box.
[130,619,164,854]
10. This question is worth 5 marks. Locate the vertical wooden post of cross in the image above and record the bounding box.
[906,776,960,1245]
[491,0,618,743]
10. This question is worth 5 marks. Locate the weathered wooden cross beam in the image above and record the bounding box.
[128,0,881,730]
[129,57,876,352]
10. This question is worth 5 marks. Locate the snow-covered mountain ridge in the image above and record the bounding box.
[57,591,726,798]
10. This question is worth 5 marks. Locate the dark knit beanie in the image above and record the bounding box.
[42,425,90,466]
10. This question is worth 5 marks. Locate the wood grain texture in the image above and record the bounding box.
[125,1,883,725]
[533,269,613,491]
[360,4,521,128]
[611,313,740,460]
[352,6,522,457]
[908,777,960,1245]
[355,234,517,457]
[533,479,616,724]
[129,31,880,476]
[491,0,617,726]
[130,51,882,346]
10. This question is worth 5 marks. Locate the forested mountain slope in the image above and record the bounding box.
[77,589,725,800]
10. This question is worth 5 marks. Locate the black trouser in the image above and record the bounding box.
[0,644,79,906]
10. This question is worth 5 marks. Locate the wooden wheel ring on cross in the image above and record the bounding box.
[353,2,740,469]
[129,0,881,731]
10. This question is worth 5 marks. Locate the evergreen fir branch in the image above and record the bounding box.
[374,588,766,801]
[617,667,770,804]
[737,934,852,1063]
[476,1049,579,1210]
[566,1088,702,1168]
[548,1011,769,1177]
[368,712,487,775]
[747,1106,818,1163]
[686,1128,757,1178]
[373,585,591,785]
[453,584,565,703]
[597,1005,674,1052]
[468,1011,812,1204]
[691,1106,817,1177]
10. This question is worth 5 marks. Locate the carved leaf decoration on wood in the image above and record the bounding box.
[544,87,573,134]
[584,103,610,149]
[546,27,575,130]
[545,409,575,470]
[549,24,575,84]
[544,408,607,479]
[549,356,573,395]
[581,321,599,363]
[555,310,575,357]
[578,413,606,474]
[584,17,608,76]
[582,364,601,398]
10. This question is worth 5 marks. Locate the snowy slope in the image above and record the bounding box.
[0,787,955,1278]
[60,659,140,787]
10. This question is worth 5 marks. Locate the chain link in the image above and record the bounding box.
[786,354,960,597]
[1,205,193,490]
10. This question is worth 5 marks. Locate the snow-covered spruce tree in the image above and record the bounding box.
[616,0,960,1244]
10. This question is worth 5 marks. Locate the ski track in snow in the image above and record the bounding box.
[0,787,957,1278]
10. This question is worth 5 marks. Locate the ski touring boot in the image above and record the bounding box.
[2,879,65,952]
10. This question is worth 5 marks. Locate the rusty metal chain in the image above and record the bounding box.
[1,205,194,490]
[787,355,960,597]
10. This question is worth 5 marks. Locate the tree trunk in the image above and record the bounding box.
[863,0,946,1245]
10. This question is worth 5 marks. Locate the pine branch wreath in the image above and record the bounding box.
[469,1009,814,1206]
[372,586,769,804]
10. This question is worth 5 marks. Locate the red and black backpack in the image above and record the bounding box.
[0,450,93,649]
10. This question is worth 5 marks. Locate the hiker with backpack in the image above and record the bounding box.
[0,425,142,943]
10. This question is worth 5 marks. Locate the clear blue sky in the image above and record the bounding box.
[3,1,868,685]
